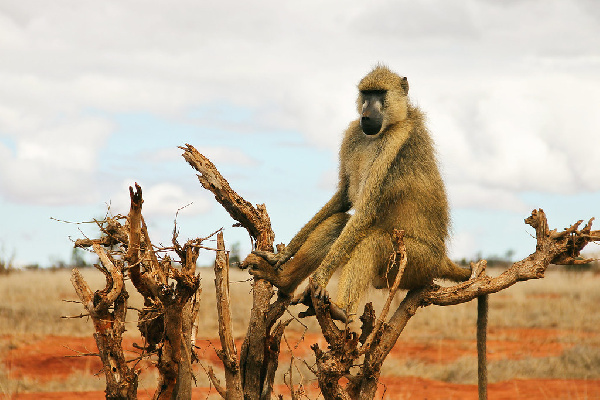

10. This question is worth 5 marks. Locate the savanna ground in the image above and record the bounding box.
[1,263,600,399]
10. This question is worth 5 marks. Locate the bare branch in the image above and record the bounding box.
[207,366,227,398]
[360,229,408,352]
[214,232,244,399]
[261,318,292,400]
[180,143,275,245]
[70,268,95,312]
[70,254,138,399]
[425,210,600,307]
[61,313,90,319]
[351,209,600,399]
[92,243,123,307]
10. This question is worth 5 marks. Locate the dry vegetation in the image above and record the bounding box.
[1,264,599,397]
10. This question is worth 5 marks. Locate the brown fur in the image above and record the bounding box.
[248,65,470,318]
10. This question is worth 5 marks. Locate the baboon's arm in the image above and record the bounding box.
[278,186,351,266]
[312,127,410,286]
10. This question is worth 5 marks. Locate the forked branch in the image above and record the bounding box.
[70,245,138,400]
[181,143,274,247]
[181,144,289,400]
[425,209,600,307]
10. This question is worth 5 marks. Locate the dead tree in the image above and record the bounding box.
[71,183,201,400]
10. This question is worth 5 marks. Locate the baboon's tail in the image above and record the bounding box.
[439,257,489,399]
[439,257,472,282]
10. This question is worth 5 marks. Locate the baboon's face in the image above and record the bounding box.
[359,90,386,136]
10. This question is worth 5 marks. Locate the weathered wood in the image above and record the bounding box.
[181,144,288,400]
[355,288,424,400]
[72,144,599,400]
[181,144,275,243]
[125,183,154,301]
[424,212,600,307]
[153,249,200,400]
[74,217,129,249]
[214,232,244,399]
[70,244,138,400]
[360,229,407,352]
[261,319,291,400]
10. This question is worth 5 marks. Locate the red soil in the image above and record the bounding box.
[269,326,591,364]
[3,328,599,399]
[3,336,152,381]
[386,326,594,364]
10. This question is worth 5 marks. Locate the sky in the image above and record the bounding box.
[1,0,599,268]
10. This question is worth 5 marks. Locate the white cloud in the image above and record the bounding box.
[0,116,112,204]
[447,230,479,261]
[447,183,529,213]
[110,181,212,218]
[142,183,211,217]
[0,0,598,224]
[428,73,600,203]
[357,0,479,38]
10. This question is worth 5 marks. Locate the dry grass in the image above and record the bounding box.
[381,345,600,385]
[0,363,217,394]
[0,368,106,394]
[0,267,256,338]
[0,265,599,394]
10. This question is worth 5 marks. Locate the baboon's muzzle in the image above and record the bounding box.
[360,116,383,135]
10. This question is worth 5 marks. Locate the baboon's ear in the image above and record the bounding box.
[401,77,409,95]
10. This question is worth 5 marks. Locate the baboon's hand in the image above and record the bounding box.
[240,253,256,270]
[241,252,273,271]
[243,253,277,279]
[242,252,297,296]
[252,250,280,266]
[274,250,292,270]
[252,249,291,271]
[291,281,348,323]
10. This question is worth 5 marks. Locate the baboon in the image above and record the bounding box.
[246,65,473,320]
[246,65,488,398]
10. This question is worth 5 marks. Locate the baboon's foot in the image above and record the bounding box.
[242,252,294,294]
[292,281,349,323]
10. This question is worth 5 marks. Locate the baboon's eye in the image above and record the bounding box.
[360,90,386,107]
